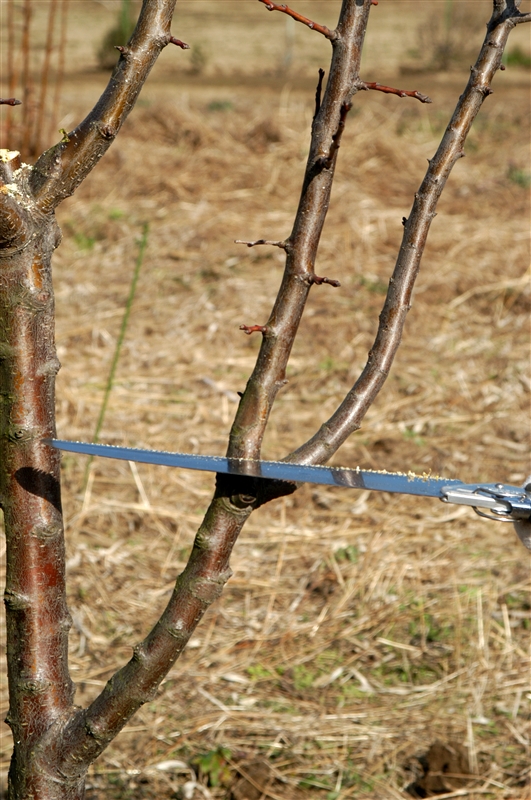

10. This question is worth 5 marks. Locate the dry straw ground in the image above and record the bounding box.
[0,1,530,798]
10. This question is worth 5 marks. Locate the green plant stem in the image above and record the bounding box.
[83,222,149,489]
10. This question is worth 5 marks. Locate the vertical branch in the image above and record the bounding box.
[290,1,531,465]
[30,0,183,211]
[228,0,374,461]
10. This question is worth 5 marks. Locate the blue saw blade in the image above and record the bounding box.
[47,439,460,499]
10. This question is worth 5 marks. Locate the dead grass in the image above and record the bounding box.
[0,3,530,799]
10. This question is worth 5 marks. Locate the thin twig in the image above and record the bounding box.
[235,238,287,249]
[360,80,432,104]
[169,35,189,48]
[258,0,337,40]
[306,274,341,287]
[0,98,21,106]
[240,324,268,335]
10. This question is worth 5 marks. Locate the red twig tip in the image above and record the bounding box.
[371,0,378,5]
[169,36,190,49]
[258,0,336,40]
[361,81,432,104]
[240,324,268,335]
[0,97,22,106]
[307,274,341,288]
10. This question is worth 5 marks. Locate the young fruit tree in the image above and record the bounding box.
[1,0,530,797]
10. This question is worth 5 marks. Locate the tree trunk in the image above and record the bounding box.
[0,150,77,797]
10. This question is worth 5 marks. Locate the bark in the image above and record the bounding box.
[0,150,71,798]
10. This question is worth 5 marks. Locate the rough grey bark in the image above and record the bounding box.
[0,1,529,797]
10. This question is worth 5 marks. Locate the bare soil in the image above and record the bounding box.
[0,2,530,798]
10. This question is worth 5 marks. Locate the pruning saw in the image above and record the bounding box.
[47,439,531,526]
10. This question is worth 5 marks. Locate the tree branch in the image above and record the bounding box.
[57,473,294,773]
[0,97,22,106]
[169,35,189,48]
[289,2,523,465]
[359,81,432,104]
[56,494,246,773]
[52,0,376,769]
[235,238,287,249]
[240,324,268,335]
[29,0,184,213]
[493,0,531,25]
[228,0,375,461]
[257,0,337,41]
[306,274,341,287]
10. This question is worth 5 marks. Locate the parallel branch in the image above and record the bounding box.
[54,0,376,767]
[289,2,526,466]
[55,0,531,776]
[29,0,183,213]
